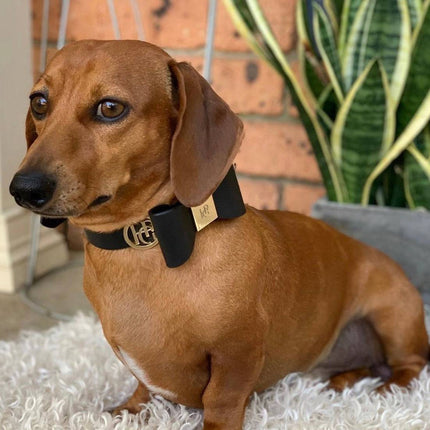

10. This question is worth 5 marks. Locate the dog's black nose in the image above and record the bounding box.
[9,172,56,209]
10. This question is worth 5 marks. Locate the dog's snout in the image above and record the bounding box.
[9,172,57,209]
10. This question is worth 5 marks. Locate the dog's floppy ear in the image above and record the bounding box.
[25,109,38,148]
[168,61,244,207]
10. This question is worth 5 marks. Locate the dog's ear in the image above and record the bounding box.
[25,108,38,148]
[168,61,244,207]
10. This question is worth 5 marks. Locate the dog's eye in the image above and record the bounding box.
[96,100,126,120]
[30,95,49,117]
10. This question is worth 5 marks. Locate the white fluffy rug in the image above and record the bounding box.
[1,310,430,430]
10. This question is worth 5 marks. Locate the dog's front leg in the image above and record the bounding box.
[202,346,264,430]
[111,382,150,416]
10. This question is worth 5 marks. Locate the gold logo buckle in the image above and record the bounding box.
[191,195,218,232]
[123,217,159,249]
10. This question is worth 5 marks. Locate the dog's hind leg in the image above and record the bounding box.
[320,264,428,393]
[315,317,387,390]
[371,307,428,392]
[364,273,429,392]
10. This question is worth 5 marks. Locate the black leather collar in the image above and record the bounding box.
[81,166,245,268]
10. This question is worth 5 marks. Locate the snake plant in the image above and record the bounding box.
[224,0,430,209]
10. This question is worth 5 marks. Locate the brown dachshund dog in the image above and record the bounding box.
[10,40,429,430]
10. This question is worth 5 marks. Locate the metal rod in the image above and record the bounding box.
[57,0,70,50]
[39,0,50,72]
[203,0,218,83]
[130,0,145,40]
[107,0,121,40]
[26,215,41,287]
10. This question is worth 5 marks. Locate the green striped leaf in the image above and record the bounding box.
[313,3,344,102]
[322,0,339,34]
[341,0,371,84]
[407,0,422,29]
[338,0,364,55]
[332,61,393,203]
[362,1,430,205]
[318,85,338,122]
[333,0,346,21]
[300,0,320,57]
[343,0,411,105]
[303,51,326,100]
[382,163,407,207]
[404,128,430,209]
[333,0,345,18]
[297,0,324,104]
[317,109,334,144]
[397,0,430,135]
[316,85,337,141]
[297,0,311,49]
[362,89,430,204]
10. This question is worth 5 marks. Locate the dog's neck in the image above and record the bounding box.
[82,166,246,268]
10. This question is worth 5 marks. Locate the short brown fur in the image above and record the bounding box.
[13,40,428,430]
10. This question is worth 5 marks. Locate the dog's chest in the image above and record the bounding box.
[83,250,210,406]
[107,300,209,406]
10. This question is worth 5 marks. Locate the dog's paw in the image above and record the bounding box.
[328,368,372,392]
[107,403,146,418]
[109,405,127,417]
[109,404,151,425]
[108,383,151,417]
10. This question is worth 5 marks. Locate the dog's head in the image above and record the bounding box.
[9,40,243,230]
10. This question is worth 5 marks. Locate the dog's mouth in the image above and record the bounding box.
[33,208,79,218]
[89,195,112,208]
[32,195,112,219]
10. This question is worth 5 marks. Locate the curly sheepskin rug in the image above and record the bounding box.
[1,309,430,430]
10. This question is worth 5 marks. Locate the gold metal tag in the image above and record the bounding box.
[123,217,159,249]
[191,195,218,232]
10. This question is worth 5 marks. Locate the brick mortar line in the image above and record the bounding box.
[33,40,60,49]
[169,49,261,59]
[213,50,295,60]
[165,47,205,57]
[157,48,298,61]
[276,182,284,210]
[236,172,324,187]
[32,43,255,59]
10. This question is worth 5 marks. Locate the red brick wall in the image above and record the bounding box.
[31,0,326,215]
